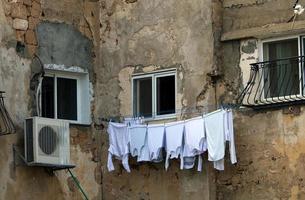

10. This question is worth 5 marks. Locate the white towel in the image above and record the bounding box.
[204,110,225,162]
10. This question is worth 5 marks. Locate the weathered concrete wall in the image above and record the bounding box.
[98,0,222,199]
[217,1,305,198]
[0,0,101,199]
[223,0,305,33]
[219,2,305,195]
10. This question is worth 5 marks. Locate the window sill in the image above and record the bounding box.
[143,113,177,123]
[42,117,91,127]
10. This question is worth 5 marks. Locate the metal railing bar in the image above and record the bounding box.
[239,56,305,108]
[250,56,305,65]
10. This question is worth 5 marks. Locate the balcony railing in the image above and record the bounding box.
[237,56,305,108]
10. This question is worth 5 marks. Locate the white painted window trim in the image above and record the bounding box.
[258,35,301,62]
[132,69,177,120]
[43,69,91,125]
[258,35,305,100]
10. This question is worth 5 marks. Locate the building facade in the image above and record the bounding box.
[0,0,305,199]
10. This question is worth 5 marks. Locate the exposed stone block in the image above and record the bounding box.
[16,30,25,42]
[27,44,37,56]
[25,30,37,45]
[3,1,11,16]
[11,3,29,19]
[13,18,28,30]
[28,17,39,30]
[30,1,41,17]
[23,0,32,6]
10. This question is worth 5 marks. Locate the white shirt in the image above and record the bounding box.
[128,125,150,162]
[164,121,184,170]
[107,122,130,172]
[182,116,206,171]
[147,124,165,162]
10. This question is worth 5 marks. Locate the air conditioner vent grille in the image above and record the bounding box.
[38,126,58,155]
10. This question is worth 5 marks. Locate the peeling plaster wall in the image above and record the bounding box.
[0,0,101,200]
[98,0,221,199]
[221,2,305,198]
[219,35,305,198]
[223,0,305,33]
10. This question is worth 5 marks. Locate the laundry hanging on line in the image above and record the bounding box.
[106,109,237,173]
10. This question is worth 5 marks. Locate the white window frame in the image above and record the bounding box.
[258,35,304,101]
[42,69,91,125]
[132,69,177,120]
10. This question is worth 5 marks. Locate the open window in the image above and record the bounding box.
[132,70,176,119]
[41,70,91,125]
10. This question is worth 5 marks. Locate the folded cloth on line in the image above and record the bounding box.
[213,109,237,170]
[204,109,237,171]
[204,109,226,162]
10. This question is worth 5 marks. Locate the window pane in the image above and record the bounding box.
[134,78,152,118]
[57,77,77,120]
[42,77,55,118]
[263,39,299,97]
[157,75,175,115]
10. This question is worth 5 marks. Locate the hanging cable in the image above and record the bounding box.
[0,91,16,135]
[67,169,89,200]
[294,0,300,8]
[31,54,45,117]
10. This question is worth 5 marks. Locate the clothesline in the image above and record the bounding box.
[100,103,241,123]
[106,108,237,173]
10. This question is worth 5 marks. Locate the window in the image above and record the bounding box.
[132,70,176,119]
[41,70,91,125]
[261,36,302,98]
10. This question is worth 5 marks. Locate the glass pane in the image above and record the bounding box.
[42,76,55,118]
[133,77,152,118]
[157,75,175,115]
[57,77,77,120]
[263,38,299,97]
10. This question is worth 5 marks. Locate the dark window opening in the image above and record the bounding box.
[42,76,55,118]
[157,75,175,115]
[134,78,152,118]
[42,76,77,121]
[57,78,77,121]
[263,38,299,98]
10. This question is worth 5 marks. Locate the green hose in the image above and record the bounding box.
[67,169,89,200]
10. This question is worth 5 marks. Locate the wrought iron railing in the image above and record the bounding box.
[237,56,305,108]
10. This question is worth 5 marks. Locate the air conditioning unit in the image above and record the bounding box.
[24,117,71,166]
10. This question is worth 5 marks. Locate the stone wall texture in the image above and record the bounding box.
[0,0,101,200]
[1,0,305,199]
[219,1,305,199]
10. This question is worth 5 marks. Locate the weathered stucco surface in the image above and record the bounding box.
[98,0,220,199]
[0,0,101,199]
[2,0,305,199]
[223,0,305,33]
[219,0,305,199]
